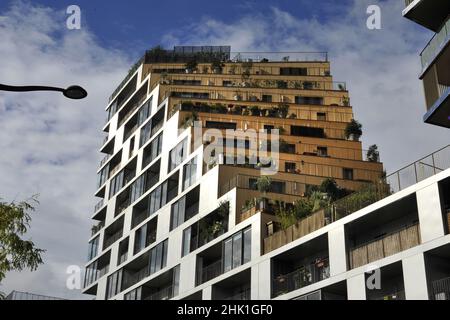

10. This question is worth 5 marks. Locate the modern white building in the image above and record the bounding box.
[82,44,450,300]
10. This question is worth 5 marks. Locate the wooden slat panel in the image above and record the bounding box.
[350,246,368,269]
[399,225,420,250]
[383,233,401,256]
[264,237,271,254]
[367,239,384,263]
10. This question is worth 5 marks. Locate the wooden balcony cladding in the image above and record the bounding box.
[349,223,421,269]
[263,209,326,254]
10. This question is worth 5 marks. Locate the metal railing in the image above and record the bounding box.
[94,199,104,213]
[272,258,330,297]
[103,229,123,249]
[420,17,450,70]
[224,288,251,301]
[143,286,174,301]
[91,221,104,236]
[198,259,223,285]
[99,154,111,168]
[404,0,415,7]
[123,265,150,289]
[386,145,450,193]
[431,277,450,300]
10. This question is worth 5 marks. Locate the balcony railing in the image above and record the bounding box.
[94,199,105,213]
[122,265,150,289]
[420,18,450,70]
[103,229,123,249]
[143,285,174,301]
[272,258,330,297]
[99,154,111,168]
[431,277,450,300]
[386,144,450,193]
[349,223,420,269]
[198,259,223,285]
[404,0,415,8]
[224,288,251,300]
[91,221,104,236]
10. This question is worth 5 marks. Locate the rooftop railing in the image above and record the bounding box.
[420,18,450,71]
[386,144,450,193]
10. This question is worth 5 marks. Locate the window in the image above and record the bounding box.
[317,146,328,157]
[148,172,179,216]
[124,287,142,300]
[222,227,251,273]
[280,67,307,76]
[291,125,325,138]
[138,97,152,126]
[169,138,187,172]
[295,96,324,105]
[343,168,354,180]
[142,133,163,168]
[129,136,135,158]
[264,125,275,133]
[106,269,123,299]
[262,95,272,102]
[182,228,191,257]
[317,112,327,121]
[87,236,99,261]
[171,196,185,231]
[183,156,197,190]
[97,163,109,188]
[285,162,296,173]
[223,80,233,87]
[149,239,168,275]
[109,170,124,198]
[134,223,147,254]
[205,121,237,130]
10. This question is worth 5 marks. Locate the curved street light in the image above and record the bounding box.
[0,84,88,99]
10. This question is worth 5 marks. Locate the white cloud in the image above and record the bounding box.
[162,0,449,171]
[0,1,131,299]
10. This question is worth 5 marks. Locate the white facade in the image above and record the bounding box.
[83,63,450,301]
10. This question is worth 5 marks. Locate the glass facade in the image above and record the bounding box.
[183,156,197,190]
[169,138,187,172]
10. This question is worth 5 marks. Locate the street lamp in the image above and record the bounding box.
[0,84,88,99]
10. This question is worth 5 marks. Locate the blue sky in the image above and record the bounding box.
[0,0,448,299]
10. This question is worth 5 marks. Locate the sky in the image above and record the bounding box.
[0,0,448,299]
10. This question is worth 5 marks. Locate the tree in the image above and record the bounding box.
[367,144,380,162]
[344,119,363,141]
[0,196,45,283]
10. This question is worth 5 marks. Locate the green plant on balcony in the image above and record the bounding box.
[241,61,253,84]
[289,113,297,119]
[249,105,260,116]
[276,126,286,134]
[185,59,198,73]
[242,108,250,116]
[202,65,209,74]
[275,203,297,230]
[260,58,269,63]
[228,64,237,75]
[159,72,170,85]
[292,81,302,89]
[210,103,227,114]
[181,112,198,129]
[256,175,272,194]
[367,144,380,162]
[211,59,224,74]
[233,105,243,115]
[277,103,289,118]
[241,198,256,214]
[338,83,346,91]
[345,119,363,141]
[342,96,350,106]
[276,80,288,89]
[181,101,195,110]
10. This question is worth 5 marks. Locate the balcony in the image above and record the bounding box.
[403,0,450,32]
[143,285,174,300]
[365,262,405,300]
[421,18,450,72]
[348,223,420,269]
[424,243,450,300]
[212,269,251,300]
[90,220,105,237]
[272,259,330,297]
[271,234,329,298]
[103,217,124,250]
[431,277,450,300]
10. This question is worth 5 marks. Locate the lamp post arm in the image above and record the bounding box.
[0,84,64,93]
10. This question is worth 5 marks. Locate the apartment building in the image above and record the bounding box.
[403,0,450,128]
[82,45,392,300]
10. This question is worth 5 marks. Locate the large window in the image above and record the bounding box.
[295,96,323,105]
[109,170,124,198]
[97,163,109,189]
[87,236,99,261]
[205,121,237,130]
[170,186,200,231]
[280,67,307,76]
[134,220,156,255]
[291,125,325,138]
[142,133,163,168]
[223,227,251,273]
[149,171,179,215]
[149,239,168,275]
[169,138,187,172]
[138,97,152,126]
[183,156,197,191]
[106,269,123,299]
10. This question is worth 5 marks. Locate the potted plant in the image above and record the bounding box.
[366,144,380,162]
[249,106,260,116]
[234,92,242,101]
[289,113,297,119]
[345,119,363,141]
[201,65,209,74]
[233,105,243,115]
[228,64,237,74]
[242,108,250,116]
[211,59,224,74]
[184,59,198,73]
[181,112,198,128]
[342,96,350,106]
[256,175,272,194]
[277,104,289,118]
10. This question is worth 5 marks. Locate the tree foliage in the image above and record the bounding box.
[0,196,45,283]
